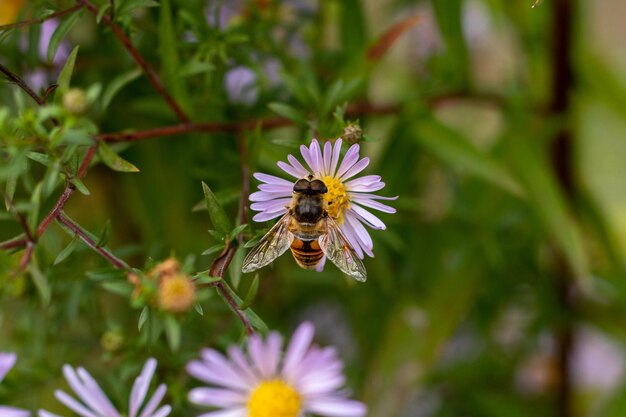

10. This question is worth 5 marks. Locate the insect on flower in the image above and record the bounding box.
[243,138,397,281]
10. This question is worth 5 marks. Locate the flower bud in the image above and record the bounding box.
[158,273,196,313]
[343,123,362,145]
[63,88,88,114]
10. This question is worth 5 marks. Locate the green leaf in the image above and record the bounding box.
[98,141,140,173]
[202,182,231,234]
[96,3,111,23]
[101,68,142,110]
[138,307,150,331]
[27,152,51,166]
[71,178,90,195]
[193,272,222,285]
[202,244,225,256]
[27,182,43,233]
[321,77,364,115]
[215,280,268,332]
[268,102,307,125]
[229,224,248,241]
[48,14,82,64]
[159,0,189,113]
[432,0,469,85]
[54,236,79,265]
[194,303,204,316]
[164,315,181,352]
[4,176,17,211]
[228,245,245,289]
[509,134,589,286]
[239,274,259,310]
[340,0,367,63]
[101,281,133,297]
[29,260,51,306]
[58,128,93,146]
[96,219,111,247]
[412,117,524,197]
[116,0,159,18]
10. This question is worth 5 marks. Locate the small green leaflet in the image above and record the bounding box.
[98,141,140,173]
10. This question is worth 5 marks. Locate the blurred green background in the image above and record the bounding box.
[2,0,626,416]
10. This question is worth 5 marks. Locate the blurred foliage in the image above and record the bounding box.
[1,0,626,416]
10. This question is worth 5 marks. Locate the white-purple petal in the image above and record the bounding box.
[309,139,324,174]
[306,397,367,417]
[282,322,315,382]
[129,358,157,417]
[349,195,396,214]
[350,204,386,230]
[287,154,310,177]
[300,144,317,173]
[343,175,382,190]
[197,408,247,417]
[338,220,365,259]
[39,411,64,417]
[315,255,327,272]
[227,346,259,383]
[253,173,294,187]
[277,161,307,179]
[258,183,293,193]
[335,144,360,178]
[138,384,167,417]
[249,190,291,202]
[344,213,374,256]
[0,406,30,417]
[252,209,287,222]
[0,352,17,382]
[250,198,292,213]
[339,157,369,181]
[62,366,112,417]
[323,141,332,176]
[55,390,99,417]
[330,139,343,176]
[188,387,247,407]
[76,368,120,417]
[149,405,171,417]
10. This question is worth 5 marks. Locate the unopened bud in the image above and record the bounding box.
[63,88,88,114]
[158,273,196,313]
[343,123,362,145]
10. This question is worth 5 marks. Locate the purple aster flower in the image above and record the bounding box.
[224,66,259,106]
[0,352,30,417]
[187,321,367,417]
[250,138,397,261]
[38,358,171,417]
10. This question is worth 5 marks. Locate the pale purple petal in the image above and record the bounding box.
[315,255,327,271]
[335,144,360,178]
[253,173,293,187]
[344,213,374,257]
[190,349,251,391]
[0,406,30,417]
[339,157,369,181]
[344,175,383,191]
[197,409,247,417]
[287,155,310,177]
[299,372,346,397]
[252,209,287,222]
[149,406,171,417]
[349,193,398,201]
[138,384,167,417]
[329,139,343,176]
[309,140,323,174]
[62,366,115,417]
[339,221,365,259]
[247,334,269,378]
[282,322,315,382]
[129,358,157,417]
[188,388,247,407]
[306,398,367,417]
[258,183,293,193]
[277,161,308,179]
[249,190,291,202]
[55,390,99,417]
[250,198,292,213]
[39,410,64,417]
[300,144,317,173]
[350,204,386,230]
[349,196,396,214]
[225,66,258,106]
[76,368,120,417]
[264,332,283,377]
[227,346,259,383]
[323,141,332,176]
[0,352,17,382]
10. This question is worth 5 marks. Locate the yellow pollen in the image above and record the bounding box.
[158,274,196,313]
[248,380,301,417]
[321,175,350,224]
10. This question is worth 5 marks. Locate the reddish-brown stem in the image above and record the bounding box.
[0,235,29,250]
[0,5,84,31]
[37,186,76,237]
[0,63,46,106]
[76,0,190,124]
[18,242,35,271]
[56,212,130,270]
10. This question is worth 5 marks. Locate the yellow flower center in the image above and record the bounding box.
[248,380,301,417]
[321,175,350,224]
[158,274,196,313]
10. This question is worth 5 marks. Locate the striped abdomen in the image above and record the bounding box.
[290,238,324,269]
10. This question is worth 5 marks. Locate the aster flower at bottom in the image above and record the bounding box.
[0,352,30,417]
[187,322,367,417]
[38,358,171,417]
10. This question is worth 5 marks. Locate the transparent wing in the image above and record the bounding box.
[242,213,294,273]
[318,216,367,282]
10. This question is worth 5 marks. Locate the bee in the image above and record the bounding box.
[242,175,367,281]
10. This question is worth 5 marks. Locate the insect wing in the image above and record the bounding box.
[319,216,367,282]
[242,213,294,273]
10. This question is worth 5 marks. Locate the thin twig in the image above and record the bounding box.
[0,235,29,250]
[76,0,190,124]
[56,212,130,270]
[0,63,45,105]
[0,5,84,31]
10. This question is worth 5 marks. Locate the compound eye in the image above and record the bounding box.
[293,179,309,192]
[309,179,328,194]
